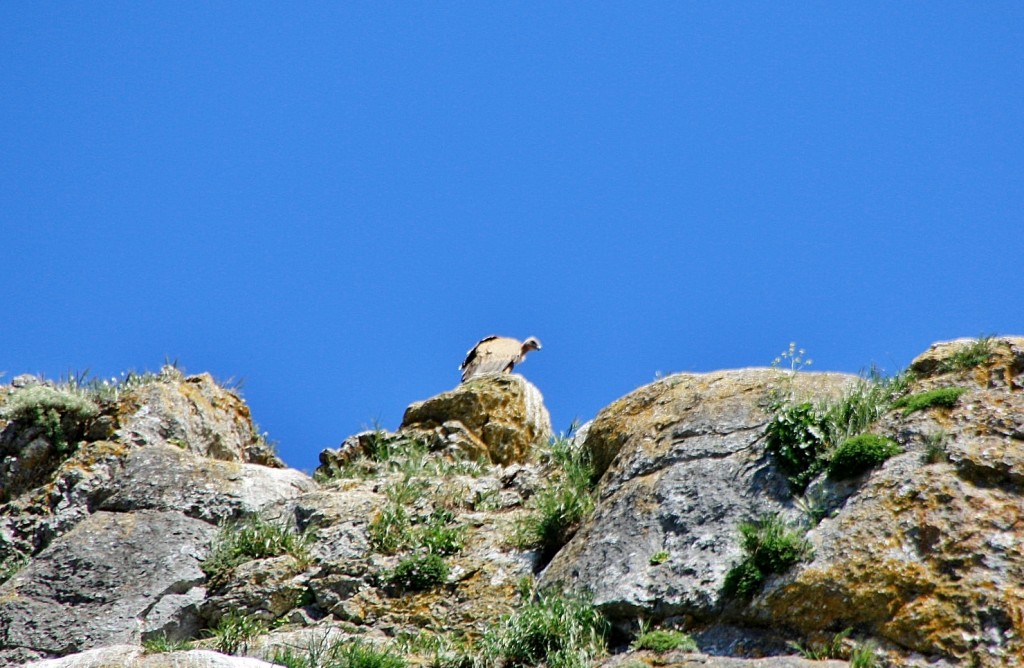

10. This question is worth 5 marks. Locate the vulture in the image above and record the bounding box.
[459,335,542,383]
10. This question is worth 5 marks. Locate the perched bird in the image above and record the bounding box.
[459,335,542,382]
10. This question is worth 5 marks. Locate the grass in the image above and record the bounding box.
[892,387,968,416]
[923,430,951,464]
[209,612,265,655]
[0,553,28,586]
[848,641,879,668]
[722,514,813,601]
[479,590,609,668]
[514,438,597,565]
[939,336,996,373]
[826,434,902,480]
[630,628,697,653]
[788,627,850,660]
[201,516,312,579]
[142,633,193,653]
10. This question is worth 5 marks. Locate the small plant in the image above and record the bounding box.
[0,552,28,586]
[848,641,879,668]
[765,369,911,493]
[793,490,827,526]
[202,516,311,579]
[827,434,901,480]
[892,387,968,416]
[142,633,192,653]
[648,550,669,566]
[723,514,812,601]
[772,342,813,372]
[514,438,597,564]
[386,552,450,591]
[330,640,407,668]
[630,628,697,653]
[417,508,467,556]
[0,384,99,453]
[939,336,996,373]
[788,627,851,660]
[923,430,951,464]
[209,612,265,655]
[481,591,608,668]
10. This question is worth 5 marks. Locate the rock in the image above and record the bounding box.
[540,369,859,620]
[116,367,281,466]
[758,344,1024,666]
[0,510,216,663]
[399,374,552,465]
[202,555,312,625]
[99,443,315,523]
[26,645,278,667]
[908,336,1024,388]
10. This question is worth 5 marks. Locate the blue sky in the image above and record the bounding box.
[2,4,1021,472]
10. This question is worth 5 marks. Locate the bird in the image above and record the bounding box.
[459,335,542,382]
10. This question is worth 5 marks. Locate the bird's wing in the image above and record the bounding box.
[460,336,522,381]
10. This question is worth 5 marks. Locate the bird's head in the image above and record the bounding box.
[522,337,542,352]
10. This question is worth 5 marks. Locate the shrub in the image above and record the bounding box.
[892,387,967,416]
[0,385,99,453]
[386,552,450,591]
[766,371,910,493]
[764,401,827,492]
[827,434,901,480]
[202,516,311,578]
[481,591,608,668]
[514,438,597,564]
[631,628,698,653]
[723,514,812,601]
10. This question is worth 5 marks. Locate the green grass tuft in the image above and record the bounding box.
[141,633,193,653]
[648,550,669,566]
[892,387,968,416]
[630,628,698,653]
[939,336,996,373]
[201,516,311,579]
[827,434,901,480]
[480,591,609,668]
[514,438,597,564]
[208,612,265,655]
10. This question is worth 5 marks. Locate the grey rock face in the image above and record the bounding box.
[27,645,279,667]
[539,369,859,620]
[0,510,216,663]
[99,443,315,523]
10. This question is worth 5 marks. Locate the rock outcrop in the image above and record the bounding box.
[398,373,552,465]
[2,339,1022,668]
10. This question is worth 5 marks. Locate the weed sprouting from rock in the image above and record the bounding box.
[939,336,996,373]
[202,516,311,579]
[722,514,813,601]
[514,437,597,565]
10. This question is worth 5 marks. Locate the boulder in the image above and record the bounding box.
[399,374,552,465]
[99,443,315,523]
[116,367,281,466]
[540,369,858,621]
[27,645,278,667]
[0,510,216,664]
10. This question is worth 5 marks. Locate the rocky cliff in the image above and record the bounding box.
[0,338,1021,667]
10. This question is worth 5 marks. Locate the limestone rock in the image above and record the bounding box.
[99,443,315,523]
[908,336,1024,387]
[540,369,859,620]
[399,374,552,465]
[116,367,281,466]
[0,510,216,664]
[27,645,278,667]
[757,339,1024,666]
